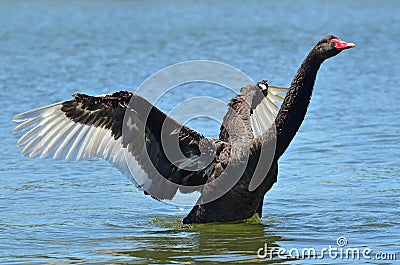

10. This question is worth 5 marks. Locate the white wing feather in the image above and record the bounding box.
[12,103,150,189]
[250,85,288,137]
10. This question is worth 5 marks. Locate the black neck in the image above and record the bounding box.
[273,50,323,159]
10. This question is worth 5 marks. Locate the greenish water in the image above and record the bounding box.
[1,0,399,264]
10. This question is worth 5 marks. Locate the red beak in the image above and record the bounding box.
[330,38,356,50]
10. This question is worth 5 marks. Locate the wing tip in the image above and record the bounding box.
[12,102,63,122]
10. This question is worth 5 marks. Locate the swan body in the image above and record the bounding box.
[13,35,354,223]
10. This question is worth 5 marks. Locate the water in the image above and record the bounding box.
[1,0,399,264]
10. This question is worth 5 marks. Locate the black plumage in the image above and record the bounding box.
[13,35,354,223]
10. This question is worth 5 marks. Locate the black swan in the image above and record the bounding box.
[13,35,354,224]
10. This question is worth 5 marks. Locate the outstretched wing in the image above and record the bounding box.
[219,81,288,143]
[13,91,218,200]
[250,83,288,138]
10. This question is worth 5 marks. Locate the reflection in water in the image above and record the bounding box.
[100,217,286,264]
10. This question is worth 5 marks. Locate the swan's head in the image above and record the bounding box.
[315,35,355,59]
